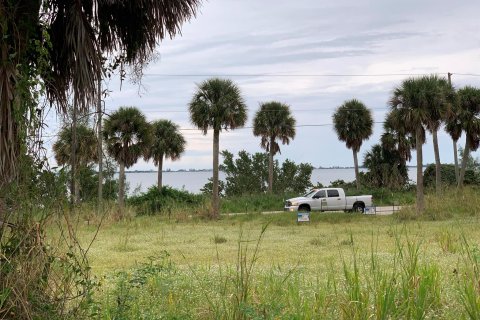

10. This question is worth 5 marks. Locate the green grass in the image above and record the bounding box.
[52,187,480,319]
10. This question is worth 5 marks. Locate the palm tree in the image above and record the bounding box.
[253,101,296,193]
[421,75,452,195]
[456,86,480,188]
[103,107,150,211]
[145,120,186,190]
[389,77,430,214]
[53,124,98,203]
[333,99,373,190]
[1,0,200,189]
[189,78,247,218]
[444,93,463,184]
[381,109,415,165]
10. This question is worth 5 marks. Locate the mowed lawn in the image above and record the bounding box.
[76,212,479,276]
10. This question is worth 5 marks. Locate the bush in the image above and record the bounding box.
[423,164,480,187]
[128,186,205,216]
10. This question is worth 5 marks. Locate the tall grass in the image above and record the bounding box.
[93,228,479,319]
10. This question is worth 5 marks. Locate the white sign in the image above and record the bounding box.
[364,206,376,215]
[297,212,310,222]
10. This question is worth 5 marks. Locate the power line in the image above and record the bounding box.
[144,72,448,78]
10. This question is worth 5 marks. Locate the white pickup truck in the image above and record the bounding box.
[284,188,373,213]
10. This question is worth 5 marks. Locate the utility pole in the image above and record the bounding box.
[448,72,459,184]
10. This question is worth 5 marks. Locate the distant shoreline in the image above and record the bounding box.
[125,165,426,173]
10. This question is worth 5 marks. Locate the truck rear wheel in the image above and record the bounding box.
[353,203,365,213]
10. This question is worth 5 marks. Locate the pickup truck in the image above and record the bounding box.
[284,188,373,213]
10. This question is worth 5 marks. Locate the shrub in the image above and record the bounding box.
[128,186,205,215]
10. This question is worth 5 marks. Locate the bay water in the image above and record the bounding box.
[125,167,418,195]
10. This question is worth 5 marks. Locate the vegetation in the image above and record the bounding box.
[189,78,248,218]
[333,99,373,190]
[56,188,480,319]
[253,101,296,193]
[456,86,480,187]
[144,120,186,190]
[362,144,408,189]
[217,150,313,197]
[103,107,151,213]
[53,124,98,203]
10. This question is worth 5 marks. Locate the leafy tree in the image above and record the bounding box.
[145,120,186,190]
[189,78,247,218]
[103,107,150,212]
[220,150,268,196]
[333,99,373,190]
[456,86,480,187]
[0,0,201,189]
[253,101,296,193]
[389,77,430,213]
[52,124,98,203]
[274,160,313,194]
[362,144,408,189]
[213,150,313,196]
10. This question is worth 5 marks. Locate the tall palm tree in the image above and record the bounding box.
[189,78,247,218]
[253,101,296,193]
[103,107,150,211]
[444,93,463,184]
[53,124,98,203]
[456,86,480,188]
[421,75,452,195]
[0,0,200,190]
[145,119,186,190]
[333,99,373,190]
[389,77,429,214]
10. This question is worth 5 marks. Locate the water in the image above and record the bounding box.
[125,167,418,194]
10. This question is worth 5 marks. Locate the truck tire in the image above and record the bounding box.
[298,204,311,212]
[353,203,365,213]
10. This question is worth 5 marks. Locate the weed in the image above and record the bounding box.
[213,235,227,244]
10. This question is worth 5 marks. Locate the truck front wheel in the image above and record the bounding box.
[298,204,311,212]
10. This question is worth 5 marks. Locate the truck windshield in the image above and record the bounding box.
[303,190,317,197]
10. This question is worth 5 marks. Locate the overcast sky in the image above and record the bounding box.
[47,0,480,170]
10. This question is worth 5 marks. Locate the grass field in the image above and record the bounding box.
[62,188,480,319]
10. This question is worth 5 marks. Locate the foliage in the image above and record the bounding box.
[423,164,479,187]
[362,144,409,189]
[52,124,98,167]
[128,186,204,216]
[252,101,296,156]
[332,99,373,153]
[103,107,151,169]
[215,150,313,196]
[1,156,98,319]
[458,146,480,172]
[144,119,186,165]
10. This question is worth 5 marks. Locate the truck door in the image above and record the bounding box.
[311,190,327,210]
[326,189,342,210]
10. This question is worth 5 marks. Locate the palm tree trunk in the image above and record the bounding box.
[458,137,470,189]
[353,149,360,190]
[268,136,274,193]
[415,127,424,214]
[432,129,442,195]
[453,139,459,184]
[97,70,103,213]
[212,129,220,218]
[118,162,125,213]
[157,155,164,190]
[70,103,78,205]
